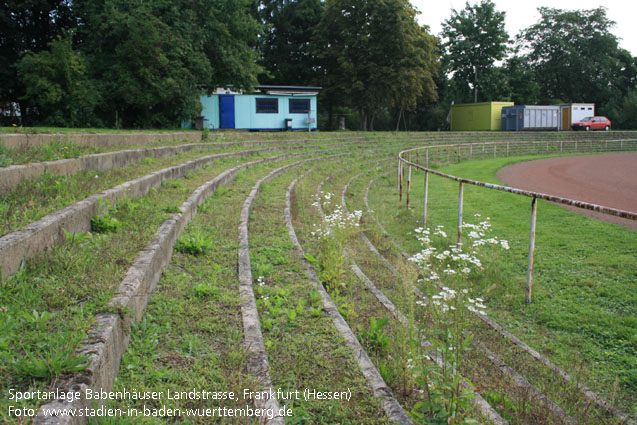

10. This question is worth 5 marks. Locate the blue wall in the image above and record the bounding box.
[198,94,317,131]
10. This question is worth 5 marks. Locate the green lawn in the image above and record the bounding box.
[370,154,636,413]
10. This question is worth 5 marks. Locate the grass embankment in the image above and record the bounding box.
[248,157,390,423]
[0,156,308,423]
[344,166,593,424]
[289,157,451,420]
[104,156,387,424]
[369,154,636,415]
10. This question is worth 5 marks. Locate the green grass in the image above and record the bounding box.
[0,126,200,134]
[250,159,391,424]
[0,158,300,423]
[0,148,264,236]
[369,154,636,414]
[104,156,388,423]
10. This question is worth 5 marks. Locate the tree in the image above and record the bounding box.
[504,52,540,105]
[258,0,324,85]
[517,7,635,106]
[76,0,263,128]
[314,0,438,130]
[0,0,76,123]
[440,0,509,103]
[16,36,99,127]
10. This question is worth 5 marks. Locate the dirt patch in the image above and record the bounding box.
[497,153,637,230]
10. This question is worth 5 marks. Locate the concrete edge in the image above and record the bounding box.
[32,151,304,425]
[364,169,636,425]
[341,172,508,425]
[0,147,280,282]
[283,163,414,425]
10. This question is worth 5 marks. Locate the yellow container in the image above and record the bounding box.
[450,101,514,131]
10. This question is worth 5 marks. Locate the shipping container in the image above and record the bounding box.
[450,102,514,131]
[501,105,560,131]
[559,103,595,130]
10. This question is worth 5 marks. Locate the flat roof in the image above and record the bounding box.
[256,85,322,91]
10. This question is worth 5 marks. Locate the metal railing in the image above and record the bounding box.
[397,138,637,303]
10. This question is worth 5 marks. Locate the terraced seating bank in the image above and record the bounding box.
[0,130,635,425]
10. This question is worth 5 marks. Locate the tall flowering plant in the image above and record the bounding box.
[409,216,507,424]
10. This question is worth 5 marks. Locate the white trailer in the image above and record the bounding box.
[559,103,595,130]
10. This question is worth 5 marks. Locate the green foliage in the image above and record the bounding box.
[90,213,121,233]
[16,35,100,127]
[440,0,510,103]
[602,88,637,129]
[258,0,324,85]
[174,233,213,255]
[0,143,12,167]
[517,7,636,105]
[361,316,391,354]
[314,0,439,130]
[316,236,346,293]
[0,0,76,122]
[162,204,181,214]
[191,281,220,298]
[6,341,87,381]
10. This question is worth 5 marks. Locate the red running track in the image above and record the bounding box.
[497,153,637,230]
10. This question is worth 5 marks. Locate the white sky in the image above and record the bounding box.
[410,0,637,56]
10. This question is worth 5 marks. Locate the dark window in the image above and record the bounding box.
[256,98,278,113]
[289,99,310,114]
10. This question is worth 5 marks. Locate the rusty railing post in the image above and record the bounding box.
[526,197,538,304]
[423,171,429,227]
[457,181,464,244]
[397,159,401,194]
[399,160,404,201]
[407,164,412,208]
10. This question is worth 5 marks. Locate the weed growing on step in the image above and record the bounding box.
[407,217,510,424]
[174,232,213,255]
[309,191,362,294]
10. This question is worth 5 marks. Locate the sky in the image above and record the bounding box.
[410,0,637,56]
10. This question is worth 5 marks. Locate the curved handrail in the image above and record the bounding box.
[396,140,637,303]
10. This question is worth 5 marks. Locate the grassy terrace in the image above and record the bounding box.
[0,146,256,236]
[297,159,507,423]
[0,138,432,237]
[0,131,634,425]
[0,131,426,166]
[1,156,311,423]
[103,155,389,424]
[368,154,636,416]
[250,158,390,423]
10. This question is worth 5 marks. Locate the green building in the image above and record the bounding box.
[450,101,514,131]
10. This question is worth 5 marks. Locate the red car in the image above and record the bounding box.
[571,116,611,131]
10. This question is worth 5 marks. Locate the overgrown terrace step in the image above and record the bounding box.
[363,166,635,424]
[339,169,581,425]
[284,157,415,424]
[0,138,428,238]
[2,142,392,281]
[0,136,428,193]
[251,155,405,423]
[23,155,323,425]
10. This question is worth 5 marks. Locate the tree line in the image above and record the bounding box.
[1,0,635,129]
